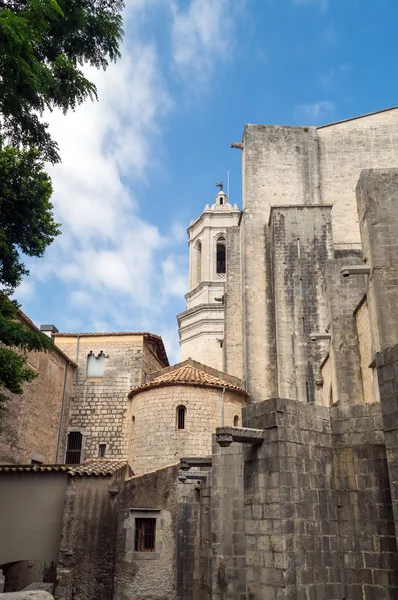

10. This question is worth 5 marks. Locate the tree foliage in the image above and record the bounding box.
[0,293,53,403]
[0,0,124,406]
[0,140,60,292]
[0,0,124,162]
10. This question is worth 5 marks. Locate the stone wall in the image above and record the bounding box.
[323,257,367,405]
[0,336,75,465]
[224,226,243,380]
[59,469,126,600]
[356,299,379,404]
[54,335,163,461]
[270,206,333,403]
[113,464,179,600]
[129,385,246,475]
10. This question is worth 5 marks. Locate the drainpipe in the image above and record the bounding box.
[221,386,225,426]
[56,361,70,464]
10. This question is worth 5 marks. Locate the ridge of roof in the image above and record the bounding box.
[129,361,249,398]
[0,458,129,477]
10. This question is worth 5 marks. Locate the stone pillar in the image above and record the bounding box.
[211,436,245,600]
[356,169,398,542]
[324,258,367,404]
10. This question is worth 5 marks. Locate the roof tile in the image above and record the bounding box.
[130,364,248,397]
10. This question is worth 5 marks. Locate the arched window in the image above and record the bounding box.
[195,240,202,286]
[176,405,186,430]
[216,240,226,274]
[234,415,240,427]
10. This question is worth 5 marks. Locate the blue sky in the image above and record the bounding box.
[17,0,398,364]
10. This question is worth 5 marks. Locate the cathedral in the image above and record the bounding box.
[1,107,398,600]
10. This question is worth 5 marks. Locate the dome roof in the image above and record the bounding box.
[129,363,248,397]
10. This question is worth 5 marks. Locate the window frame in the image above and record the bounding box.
[86,350,105,381]
[128,509,161,559]
[65,429,84,464]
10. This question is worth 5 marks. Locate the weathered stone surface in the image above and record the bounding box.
[0,593,54,600]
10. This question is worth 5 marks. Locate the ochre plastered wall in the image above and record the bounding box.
[129,385,246,475]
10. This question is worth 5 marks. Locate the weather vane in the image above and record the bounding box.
[216,181,223,191]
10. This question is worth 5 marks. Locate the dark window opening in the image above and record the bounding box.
[302,317,305,332]
[98,443,106,458]
[177,406,186,430]
[299,278,303,299]
[220,197,223,205]
[306,381,310,403]
[234,415,240,427]
[65,431,83,464]
[216,243,226,274]
[135,518,156,552]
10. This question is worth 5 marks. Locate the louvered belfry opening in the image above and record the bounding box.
[65,431,83,464]
[135,518,156,552]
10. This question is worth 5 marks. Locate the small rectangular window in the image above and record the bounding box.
[135,518,156,552]
[301,317,305,332]
[306,381,310,403]
[98,443,106,458]
[87,351,105,379]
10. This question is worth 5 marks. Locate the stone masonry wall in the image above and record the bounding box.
[318,108,398,250]
[55,336,146,461]
[356,169,398,544]
[270,206,333,403]
[0,343,75,465]
[236,397,398,599]
[59,468,127,600]
[356,300,379,404]
[331,402,398,600]
[323,257,367,405]
[129,386,246,475]
[239,110,398,401]
[113,464,179,600]
[141,340,167,384]
[211,436,245,600]
[224,226,243,380]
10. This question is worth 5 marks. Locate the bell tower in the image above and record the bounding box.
[177,184,240,371]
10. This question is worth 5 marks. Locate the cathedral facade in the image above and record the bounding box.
[1,107,398,600]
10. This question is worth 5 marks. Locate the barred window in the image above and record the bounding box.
[65,431,83,464]
[135,518,156,552]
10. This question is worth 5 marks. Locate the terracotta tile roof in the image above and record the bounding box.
[54,331,169,366]
[0,458,128,477]
[129,364,249,397]
[69,458,128,476]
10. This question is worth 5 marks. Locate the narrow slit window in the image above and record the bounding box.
[195,240,202,286]
[135,518,156,552]
[216,242,226,274]
[302,317,305,332]
[98,443,106,458]
[299,278,303,299]
[306,382,310,403]
[177,405,186,430]
[65,431,83,464]
[297,238,301,258]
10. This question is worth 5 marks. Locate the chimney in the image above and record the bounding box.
[40,324,59,339]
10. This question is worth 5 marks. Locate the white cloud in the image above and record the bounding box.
[294,100,335,124]
[21,0,238,364]
[171,0,241,86]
